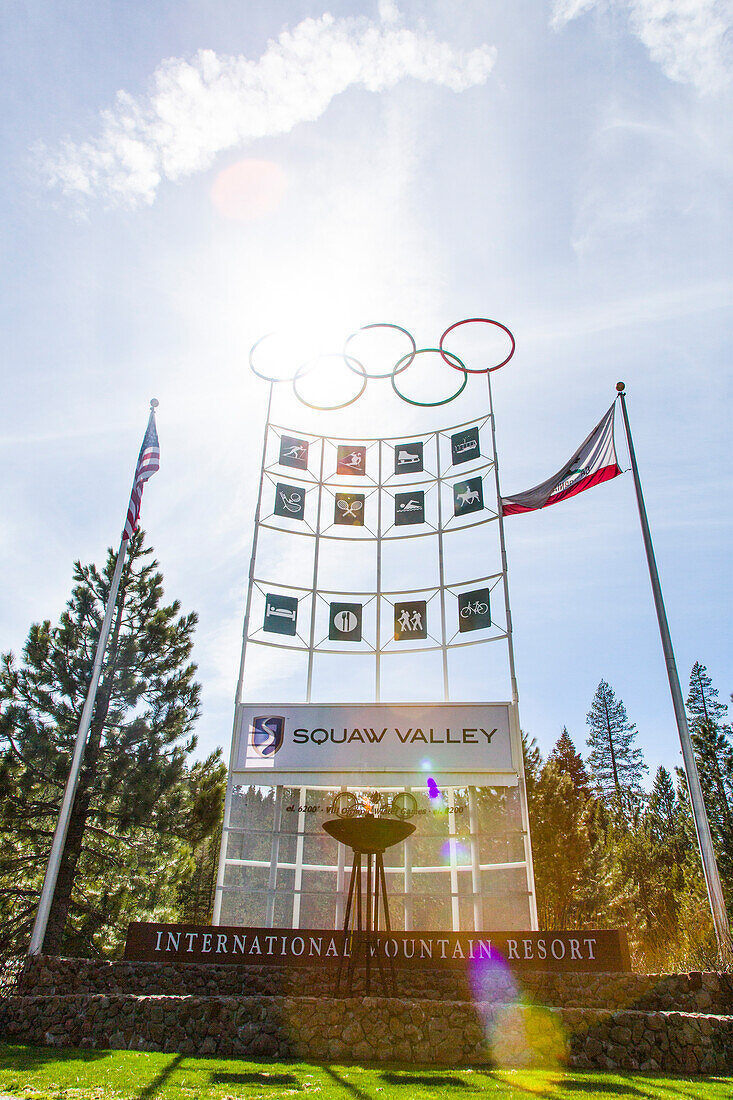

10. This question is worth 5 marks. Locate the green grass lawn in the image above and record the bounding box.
[0,1046,730,1100]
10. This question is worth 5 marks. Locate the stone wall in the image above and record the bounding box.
[3,991,733,1073]
[17,955,733,1015]
[3,956,733,1073]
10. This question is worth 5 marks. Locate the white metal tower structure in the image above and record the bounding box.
[213,321,537,934]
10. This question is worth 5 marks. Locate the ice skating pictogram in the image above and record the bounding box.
[394,441,423,474]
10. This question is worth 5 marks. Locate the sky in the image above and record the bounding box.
[1,0,732,786]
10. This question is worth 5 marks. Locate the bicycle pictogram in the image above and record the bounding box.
[460,600,489,618]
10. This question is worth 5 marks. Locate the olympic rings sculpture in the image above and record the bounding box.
[293,354,367,412]
[248,317,514,411]
[344,322,416,380]
[391,348,467,407]
[439,317,515,374]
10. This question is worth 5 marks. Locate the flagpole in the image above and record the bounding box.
[616,382,731,955]
[28,399,159,957]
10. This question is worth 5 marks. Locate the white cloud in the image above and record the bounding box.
[45,10,496,207]
[550,0,599,28]
[551,0,733,94]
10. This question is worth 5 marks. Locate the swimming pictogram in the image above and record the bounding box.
[395,490,425,526]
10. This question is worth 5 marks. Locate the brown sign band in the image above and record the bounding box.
[125,922,629,973]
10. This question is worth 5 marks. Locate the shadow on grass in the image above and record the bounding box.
[0,1043,109,1071]
[381,1072,470,1088]
[474,1069,551,1096]
[562,1080,651,1096]
[210,1070,300,1087]
[137,1052,185,1100]
[322,1065,371,1098]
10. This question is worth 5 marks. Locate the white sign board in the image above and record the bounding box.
[233,702,518,787]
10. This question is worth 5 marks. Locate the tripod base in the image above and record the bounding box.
[335,848,396,997]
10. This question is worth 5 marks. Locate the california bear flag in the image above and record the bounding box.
[501,404,621,516]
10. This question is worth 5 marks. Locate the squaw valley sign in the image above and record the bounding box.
[233,702,519,786]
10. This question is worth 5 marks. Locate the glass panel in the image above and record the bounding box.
[481,892,530,930]
[411,895,451,928]
[299,892,336,928]
[411,835,450,867]
[478,835,524,864]
[481,866,527,893]
[300,869,338,894]
[411,868,452,895]
[230,786,276,831]
[459,897,476,930]
[226,831,274,862]
[302,833,339,866]
[383,844,406,868]
[220,889,267,926]
[281,789,302,833]
[457,867,475,896]
[223,864,269,890]
[273,892,293,928]
[275,834,299,864]
[220,780,529,933]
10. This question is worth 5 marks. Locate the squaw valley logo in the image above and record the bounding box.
[250,715,285,757]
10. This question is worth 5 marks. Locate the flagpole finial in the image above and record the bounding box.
[616,382,625,393]
[150,398,159,410]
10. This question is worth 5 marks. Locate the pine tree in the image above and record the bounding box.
[0,532,203,956]
[686,662,733,842]
[645,766,685,850]
[530,730,609,930]
[548,727,591,799]
[522,731,542,802]
[176,750,227,924]
[586,680,647,814]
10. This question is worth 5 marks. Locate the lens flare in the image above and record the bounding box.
[441,838,470,864]
[489,1003,568,1069]
[468,953,568,1070]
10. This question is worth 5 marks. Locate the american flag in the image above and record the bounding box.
[122,406,160,540]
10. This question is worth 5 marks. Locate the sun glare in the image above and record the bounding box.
[211,158,288,221]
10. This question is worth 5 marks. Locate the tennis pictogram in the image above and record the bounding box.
[334,493,365,526]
